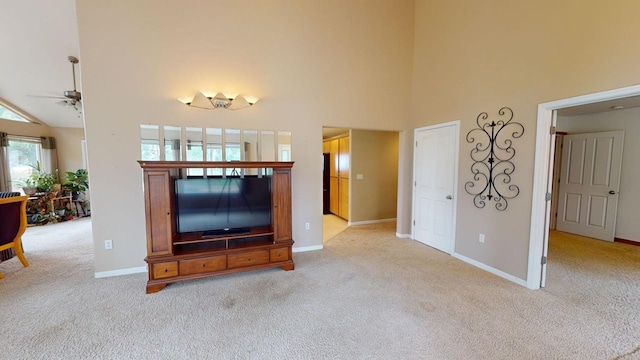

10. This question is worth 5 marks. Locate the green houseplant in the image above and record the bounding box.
[21,177,38,195]
[63,169,89,199]
[20,162,58,194]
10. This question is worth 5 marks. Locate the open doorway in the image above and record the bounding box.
[528,84,640,289]
[321,127,400,244]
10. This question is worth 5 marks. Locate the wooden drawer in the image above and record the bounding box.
[270,248,289,263]
[152,261,178,279]
[227,250,269,269]
[180,256,226,276]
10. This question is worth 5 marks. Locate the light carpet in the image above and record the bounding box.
[1,219,639,359]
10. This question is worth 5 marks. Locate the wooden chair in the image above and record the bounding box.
[0,195,29,279]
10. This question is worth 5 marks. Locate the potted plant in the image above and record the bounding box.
[22,162,58,193]
[56,206,67,217]
[63,169,89,200]
[31,208,61,225]
[21,177,38,196]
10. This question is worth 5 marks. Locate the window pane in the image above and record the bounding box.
[186,127,203,176]
[141,140,160,160]
[260,130,275,161]
[140,125,160,160]
[243,130,259,175]
[206,128,223,176]
[164,126,182,161]
[0,104,29,122]
[278,131,292,161]
[186,127,203,161]
[7,139,42,192]
[225,129,241,175]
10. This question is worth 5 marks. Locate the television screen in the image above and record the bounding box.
[175,176,271,235]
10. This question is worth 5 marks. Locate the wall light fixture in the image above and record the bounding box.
[177,91,259,110]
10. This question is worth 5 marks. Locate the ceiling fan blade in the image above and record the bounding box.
[28,94,67,100]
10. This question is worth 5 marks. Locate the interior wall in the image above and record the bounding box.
[350,129,399,223]
[76,0,414,273]
[412,0,640,280]
[0,119,51,138]
[557,108,640,242]
[50,127,85,176]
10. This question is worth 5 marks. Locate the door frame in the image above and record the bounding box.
[527,84,640,290]
[411,120,460,252]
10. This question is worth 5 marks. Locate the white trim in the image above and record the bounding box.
[453,252,527,287]
[528,84,640,290]
[348,218,396,226]
[293,245,323,252]
[81,140,88,169]
[347,130,352,222]
[94,266,147,279]
[395,232,412,239]
[411,120,460,254]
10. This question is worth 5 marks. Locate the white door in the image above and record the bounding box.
[413,122,458,253]
[556,130,624,241]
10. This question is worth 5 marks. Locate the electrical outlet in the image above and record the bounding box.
[104,239,113,250]
[305,222,310,230]
[479,234,485,243]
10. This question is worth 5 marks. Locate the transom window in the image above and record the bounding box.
[0,103,29,123]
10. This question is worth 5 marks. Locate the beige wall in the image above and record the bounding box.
[50,127,85,176]
[0,122,84,191]
[412,0,640,280]
[350,130,399,223]
[557,109,640,243]
[0,119,51,138]
[76,0,415,273]
[0,121,84,181]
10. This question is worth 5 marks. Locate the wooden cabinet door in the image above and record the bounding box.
[322,140,331,154]
[330,139,339,177]
[339,177,349,220]
[339,137,350,179]
[272,168,292,243]
[329,177,339,215]
[144,170,173,255]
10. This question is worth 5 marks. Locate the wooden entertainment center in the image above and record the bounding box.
[138,161,294,293]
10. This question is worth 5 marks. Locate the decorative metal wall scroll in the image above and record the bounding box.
[464,107,524,211]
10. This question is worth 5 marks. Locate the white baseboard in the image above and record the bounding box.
[348,218,396,226]
[395,233,412,239]
[452,252,527,287]
[94,266,147,279]
[293,245,323,253]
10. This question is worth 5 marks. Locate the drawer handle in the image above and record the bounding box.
[202,264,206,267]
[164,269,168,272]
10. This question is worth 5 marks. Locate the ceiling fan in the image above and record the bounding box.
[31,56,82,112]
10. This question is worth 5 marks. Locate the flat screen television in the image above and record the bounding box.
[175,176,271,236]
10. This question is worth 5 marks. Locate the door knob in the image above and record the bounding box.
[608,190,617,195]
[446,195,453,200]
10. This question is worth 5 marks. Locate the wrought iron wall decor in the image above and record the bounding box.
[464,107,524,211]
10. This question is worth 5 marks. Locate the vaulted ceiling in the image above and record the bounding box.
[0,0,82,128]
